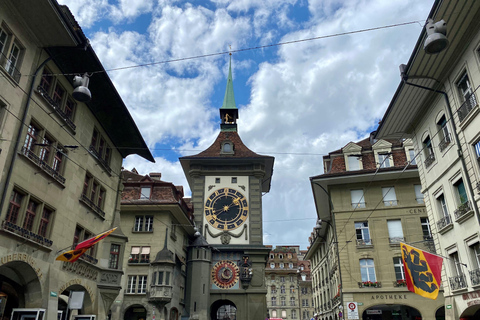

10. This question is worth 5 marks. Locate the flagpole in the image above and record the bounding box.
[402,242,467,267]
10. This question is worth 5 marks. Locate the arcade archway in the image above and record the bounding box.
[459,304,480,320]
[124,304,147,320]
[210,300,236,320]
[362,304,421,320]
[435,306,445,320]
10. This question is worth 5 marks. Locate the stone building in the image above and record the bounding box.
[265,246,314,320]
[0,1,153,320]
[114,169,195,320]
[375,0,480,318]
[308,136,444,320]
[179,56,274,320]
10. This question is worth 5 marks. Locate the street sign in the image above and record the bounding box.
[347,302,359,319]
[446,305,452,309]
[50,291,57,297]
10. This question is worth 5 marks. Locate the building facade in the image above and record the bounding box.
[265,246,314,320]
[376,0,480,318]
[179,57,274,320]
[0,1,153,320]
[309,136,444,320]
[115,169,195,320]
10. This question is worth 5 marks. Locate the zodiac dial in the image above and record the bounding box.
[211,260,240,289]
[204,188,248,231]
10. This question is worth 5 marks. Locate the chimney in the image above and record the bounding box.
[150,172,162,181]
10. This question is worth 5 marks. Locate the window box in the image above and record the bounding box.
[437,214,453,234]
[393,279,407,287]
[454,201,474,223]
[358,281,381,288]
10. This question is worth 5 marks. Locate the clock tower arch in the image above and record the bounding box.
[181,55,274,320]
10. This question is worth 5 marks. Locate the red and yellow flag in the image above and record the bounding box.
[401,242,443,299]
[56,227,117,262]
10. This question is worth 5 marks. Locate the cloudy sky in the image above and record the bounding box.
[58,0,432,249]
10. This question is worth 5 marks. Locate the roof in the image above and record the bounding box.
[43,2,154,162]
[220,55,237,110]
[376,0,480,139]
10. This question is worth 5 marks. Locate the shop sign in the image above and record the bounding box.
[50,291,57,297]
[366,310,382,315]
[462,290,480,300]
[446,305,452,309]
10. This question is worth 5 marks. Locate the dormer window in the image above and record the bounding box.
[372,139,393,168]
[140,186,151,200]
[220,140,234,155]
[347,155,361,170]
[342,142,363,171]
[378,153,391,168]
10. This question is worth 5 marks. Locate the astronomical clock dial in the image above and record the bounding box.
[204,188,248,231]
[211,260,240,289]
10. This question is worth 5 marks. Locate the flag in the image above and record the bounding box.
[56,227,117,262]
[75,227,117,250]
[401,242,443,299]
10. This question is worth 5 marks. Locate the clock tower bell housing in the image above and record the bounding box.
[180,56,274,320]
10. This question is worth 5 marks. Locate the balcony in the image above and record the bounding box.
[424,153,435,168]
[439,133,452,152]
[80,193,106,219]
[454,201,474,223]
[21,147,66,185]
[384,200,398,206]
[449,274,467,291]
[389,237,405,245]
[356,238,373,247]
[79,252,98,265]
[437,214,453,233]
[1,220,53,247]
[37,86,76,132]
[88,145,112,175]
[469,268,480,286]
[148,285,173,303]
[457,94,477,122]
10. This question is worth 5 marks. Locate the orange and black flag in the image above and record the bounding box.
[401,242,443,299]
[56,227,117,263]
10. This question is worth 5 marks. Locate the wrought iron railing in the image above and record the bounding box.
[469,268,480,286]
[356,238,372,246]
[389,237,405,244]
[352,202,366,209]
[384,200,398,206]
[454,201,473,220]
[21,147,66,184]
[458,93,477,122]
[424,153,435,168]
[37,86,76,131]
[449,274,467,291]
[80,193,106,218]
[437,214,452,230]
[1,220,53,247]
[439,133,452,152]
[88,145,112,174]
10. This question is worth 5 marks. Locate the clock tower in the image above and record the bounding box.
[181,55,274,320]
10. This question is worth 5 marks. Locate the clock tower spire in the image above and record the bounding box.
[220,54,238,132]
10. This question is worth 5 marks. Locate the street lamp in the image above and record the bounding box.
[424,19,448,54]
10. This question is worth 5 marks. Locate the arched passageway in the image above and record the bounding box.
[210,299,236,320]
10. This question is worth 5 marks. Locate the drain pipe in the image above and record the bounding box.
[399,67,480,225]
[0,56,53,214]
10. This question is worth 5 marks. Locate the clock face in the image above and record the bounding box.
[211,260,240,289]
[205,188,248,231]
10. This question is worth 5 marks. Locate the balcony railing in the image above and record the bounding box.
[437,214,452,230]
[352,202,366,209]
[79,252,98,265]
[1,220,53,247]
[389,237,405,244]
[356,238,373,246]
[88,145,112,174]
[439,133,452,152]
[458,93,477,122]
[449,274,467,291]
[424,153,435,168]
[80,193,106,218]
[21,147,66,185]
[469,268,480,286]
[37,86,77,132]
[454,201,473,220]
[384,200,398,206]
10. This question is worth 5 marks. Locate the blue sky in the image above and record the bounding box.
[58,0,433,249]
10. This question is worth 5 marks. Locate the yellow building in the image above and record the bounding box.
[308,136,444,320]
[0,1,153,320]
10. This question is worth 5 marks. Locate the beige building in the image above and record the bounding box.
[376,1,480,319]
[115,169,195,320]
[0,1,153,320]
[308,136,444,320]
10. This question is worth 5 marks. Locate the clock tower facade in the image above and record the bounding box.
[181,56,274,320]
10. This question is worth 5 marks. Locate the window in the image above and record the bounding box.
[134,215,153,232]
[280,276,285,283]
[271,275,275,281]
[469,242,480,270]
[393,257,405,280]
[291,309,297,319]
[360,259,376,282]
[271,285,276,293]
[450,252,463,276]
[437,115,451,151]
[414,185,424,204]
[457,72,477,121]
[129,246,150,263]
[289,263,293,269]
[290,285,295,293]
[421,217,432,240]
[408,149,416,165]
[231,177,237,183]
[355,222,371,245]
[140,186,151,200]
[301,288,308,294]
[387,220,404,243]
[281,297,286,306]
[382,187,397,206]
[109,244,121,269]
[280,285,285,293]
[454,179,468,206]
[89,129,112,170]
[347,155,361,171]
[270,253,274,259]
[423,135,435,167]
[80,173,107,216]
[126,275,147,294]
[270,262,275,269]
[279,263,284,269]
[378,153,391,168]
[215,178,220,183]
[351,189,365,208]
[22,121,67,183]
[290,297,295,306]
[0,24,24,82]
[5,189,54,243]
[302,299,309,307]
[271,297,276,306]
[72,225,96,257]
[271,310,277,318]
[281,310,287,318]
[289,275,294,282]
[152,270,171,285]
[438,194,449,218]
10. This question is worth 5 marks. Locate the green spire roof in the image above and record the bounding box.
[220,54,237,110]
